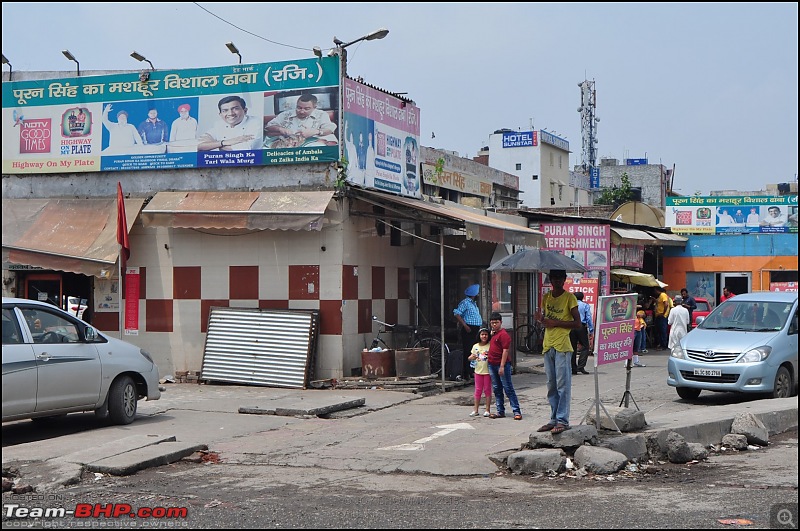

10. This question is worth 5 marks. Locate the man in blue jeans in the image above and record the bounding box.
[536,269,581,434]
[487,312,522,420]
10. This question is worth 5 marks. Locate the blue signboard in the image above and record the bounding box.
[590,167,600,189]
[625,158,648,165]
[502,131,535,148]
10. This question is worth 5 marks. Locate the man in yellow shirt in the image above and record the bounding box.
[535,269,581,434]
[654,286,671,350]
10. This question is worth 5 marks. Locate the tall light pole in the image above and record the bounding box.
[225,42,242,64]
[61,49,80,77]
[332,27,388,78]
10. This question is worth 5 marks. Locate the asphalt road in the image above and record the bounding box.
[2,350,798,528]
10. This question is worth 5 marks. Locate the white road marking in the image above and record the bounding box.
[378,422,474,451]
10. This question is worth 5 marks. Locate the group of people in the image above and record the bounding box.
[102,104,197,150]
[456,269,584,435]
[459,273,733,436]
[102,92,337,153]
[455,284,521,421]
[717,206,788,228]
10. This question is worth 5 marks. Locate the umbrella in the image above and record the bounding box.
[610,268,668,288]
[487,249,587,273]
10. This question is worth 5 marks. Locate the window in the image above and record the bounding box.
[549,152,554,167]
[2,309,22,344]
[559,155,562,169]
[515,163,522,171]
[21,307,80,344]
[532,174,538,181]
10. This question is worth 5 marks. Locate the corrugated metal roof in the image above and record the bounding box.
[355,189,545,248]
[141,191,335,231]
[200,307,319,389]
[2,197,144,277]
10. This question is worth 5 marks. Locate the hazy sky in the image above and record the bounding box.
[2,2,797,195]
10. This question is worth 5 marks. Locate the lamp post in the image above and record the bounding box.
[61,49,80,77]
[332,27,388,78]
[130,51,154,70]
[1,53,11,81]
[225,42,242,64]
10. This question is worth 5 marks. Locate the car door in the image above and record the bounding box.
[2,306,37,418]
[18,306,102,413]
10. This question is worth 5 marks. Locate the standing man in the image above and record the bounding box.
[653,286,671,350]
[720,286,736,303]
[198,95,263,151]
[536,269,581,434]
[680,288,697,329]
[487,312,521,420]
[453,284,482,380]
[170,104,198,142]
[138,108,169,145]
[570,291,593,375]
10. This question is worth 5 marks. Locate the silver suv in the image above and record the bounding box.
[2,297,161,424]
[667,291,798,400]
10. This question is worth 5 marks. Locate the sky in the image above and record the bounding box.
[2,2,797,196]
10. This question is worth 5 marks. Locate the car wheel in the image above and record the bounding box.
[676,387,701,400]
[771,366,792,399]
[107,375,138,425]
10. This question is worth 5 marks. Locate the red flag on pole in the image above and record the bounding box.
[117,182,130,265]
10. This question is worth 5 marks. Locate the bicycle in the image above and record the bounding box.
[370,316,450,376]
[514,320,544,354]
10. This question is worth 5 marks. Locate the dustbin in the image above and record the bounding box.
[361,349,395,379]
[395,347,430,377]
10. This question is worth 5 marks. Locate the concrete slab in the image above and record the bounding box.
[63,434,177,465]
[86,441,208,476]
[239,397,366,416]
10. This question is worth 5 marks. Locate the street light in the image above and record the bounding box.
[1,53,11,81]
[130,51,154,70]
[225,42,241,64]
[61,49,80,77]
[332,27,388,77]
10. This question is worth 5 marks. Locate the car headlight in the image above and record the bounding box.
[670,344,685,359]
[737,346,771,363]
[139,349,155,364]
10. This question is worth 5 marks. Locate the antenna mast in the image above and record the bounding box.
[578,79,598,174]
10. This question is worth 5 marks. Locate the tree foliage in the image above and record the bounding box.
[595,172,635,206]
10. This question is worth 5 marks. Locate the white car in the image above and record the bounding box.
[66,296,88,320]
[2,297,161,425]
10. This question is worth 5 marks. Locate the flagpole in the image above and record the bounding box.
[119,246,123,339]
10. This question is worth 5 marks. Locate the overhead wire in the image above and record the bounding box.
[193,2,311,51]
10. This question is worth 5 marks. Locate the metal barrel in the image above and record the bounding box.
[394,347,430,377]
[361,349,395,379]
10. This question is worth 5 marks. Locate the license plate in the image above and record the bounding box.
[694,368,722,377]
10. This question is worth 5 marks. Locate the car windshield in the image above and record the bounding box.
[698,300,792,331]
[695,300,710,312]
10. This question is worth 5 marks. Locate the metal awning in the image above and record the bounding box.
[141,191,335,231]
[354,189,545,248]
[610,227,658,245]
[644,230,688,247]
[2,197,144,277]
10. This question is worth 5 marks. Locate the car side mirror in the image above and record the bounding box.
[84,326,97,341]
[695,317,705,326]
